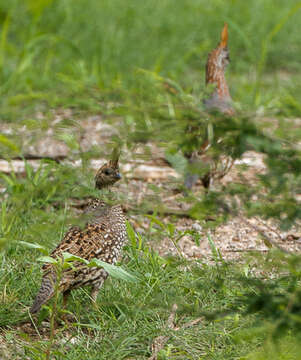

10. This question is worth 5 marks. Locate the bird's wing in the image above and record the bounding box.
[42,221,115,272]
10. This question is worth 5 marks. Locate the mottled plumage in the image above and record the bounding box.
[185,23,235,190]
[30,155,127,314]
[204,23,234,116]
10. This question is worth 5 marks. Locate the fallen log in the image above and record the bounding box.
[0,158,180,180]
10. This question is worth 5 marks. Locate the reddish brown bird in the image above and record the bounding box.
[204,23,234,116]
[185,23,235,189]
[30,152,127,314]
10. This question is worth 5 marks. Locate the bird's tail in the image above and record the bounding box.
[30,274,56,314]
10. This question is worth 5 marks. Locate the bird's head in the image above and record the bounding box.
[95,150,121,189]
[206,23,230,84]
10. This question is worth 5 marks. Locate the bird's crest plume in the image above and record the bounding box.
[219,23,228,49]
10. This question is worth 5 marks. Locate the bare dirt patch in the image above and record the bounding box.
[1,112,300,262]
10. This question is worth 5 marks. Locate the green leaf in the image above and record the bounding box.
[165,151,187,176]
[192,232,201,247]
[0,173,16,187]
[207,233,219,262]
[88,258,138,283]
[0,134,20,153]
[62,252,89,264]
[126,221,137,248]
[18,241,48,255]
[146,215,165,229]
[0,237,7,249]
[24,161,33,180]
[137,232,143,251]
[73,323,102,330]
[56,132,79,151]
[167,223,175,237]
[37,256,57,264]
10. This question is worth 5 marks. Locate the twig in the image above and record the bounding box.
[28,311,42,339]
[148,304,203,360]
[0,158,179,180]
[71,201,199,219]
[169,237,186,260]
[125,204,193,218]
[10,154,67,162]
[149,304,177,360]
[125,204,216,221]
[254,216,283,242]
[223,249,269,253]
[174,317,203,331]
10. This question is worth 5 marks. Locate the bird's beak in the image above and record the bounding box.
[219,23,228,49]
[115,173,121,180]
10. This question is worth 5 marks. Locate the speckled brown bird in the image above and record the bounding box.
[185,23,235,190]
[30,152,127,314]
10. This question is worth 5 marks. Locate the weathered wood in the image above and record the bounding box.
[0,158,180,180]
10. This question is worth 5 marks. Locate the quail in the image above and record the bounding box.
[30,152,127,314]
[185,23,235,190]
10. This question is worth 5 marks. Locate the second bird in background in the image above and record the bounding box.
[185,23,235,190]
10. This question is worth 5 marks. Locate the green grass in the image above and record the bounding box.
[0,162,300,359]
[0,194,257,359]
[1,0,301,120]
[1,0,301,359]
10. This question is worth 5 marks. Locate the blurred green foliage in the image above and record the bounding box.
[0,0,301,119]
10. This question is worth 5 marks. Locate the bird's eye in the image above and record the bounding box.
[104,169,111,175]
